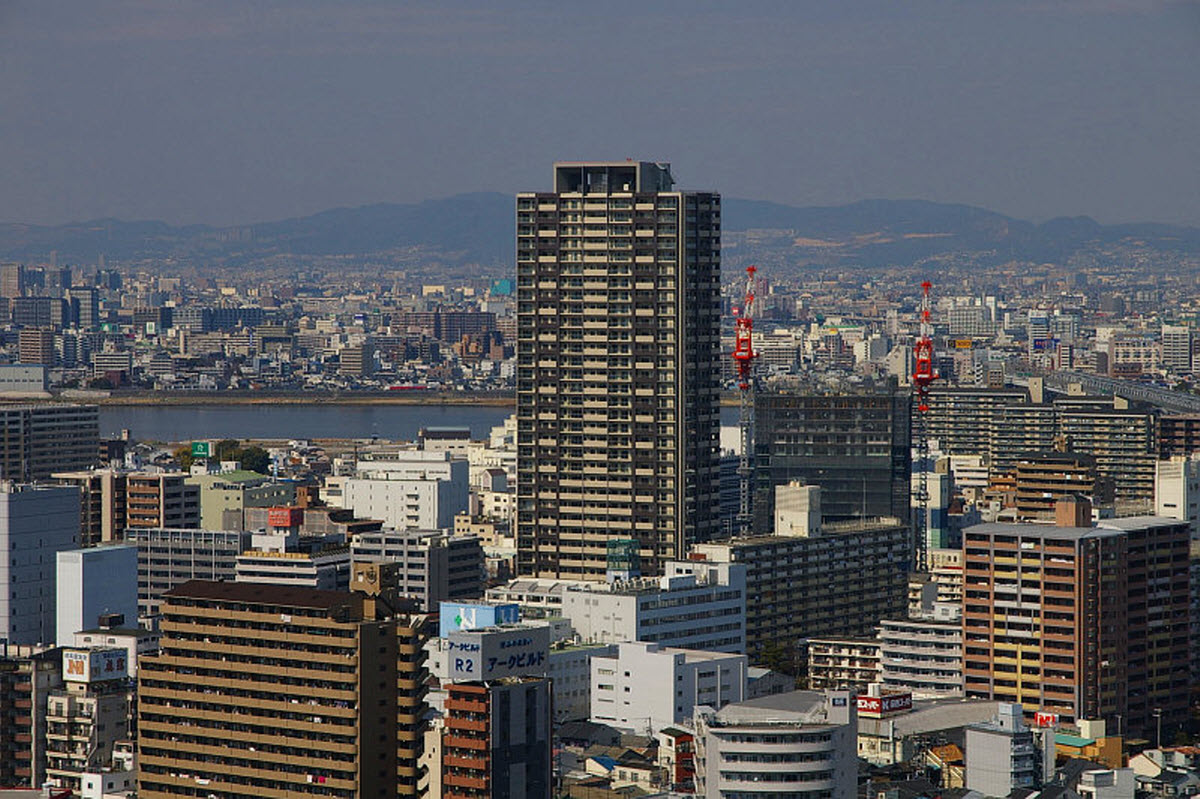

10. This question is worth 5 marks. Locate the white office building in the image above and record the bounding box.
[55,545,138,646]
[591,641,747,734]
[487,561,747,653]
[693,690,857,799]
[0,483,80,645]
[343,451,469,530]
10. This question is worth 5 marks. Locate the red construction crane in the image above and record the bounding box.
[732,265,759,535]
[912,280,939,571]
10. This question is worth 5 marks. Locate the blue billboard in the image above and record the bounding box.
[439,601,520,638]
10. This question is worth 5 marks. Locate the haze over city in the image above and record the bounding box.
[3,0,1199,227]
[4,3,1200,799]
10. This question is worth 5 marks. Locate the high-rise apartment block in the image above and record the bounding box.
[2,262,26,299]
[138,578,431,797]
[962,510,1189,737]
[924,389,1157,502]
[516,161,721,579]
[1161,324,1194,374]
[0,404,98,481]
[53,469,128,546]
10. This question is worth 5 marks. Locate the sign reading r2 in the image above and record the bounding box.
[454,657,476,673]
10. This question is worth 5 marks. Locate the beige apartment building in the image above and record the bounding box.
[137,569,430,797]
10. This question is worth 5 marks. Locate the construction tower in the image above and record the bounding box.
[732,265,759,535]
[912,281,939,571]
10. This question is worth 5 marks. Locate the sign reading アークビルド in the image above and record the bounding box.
[447,625,550,682]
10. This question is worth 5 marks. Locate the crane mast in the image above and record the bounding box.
[911,281,939,572]
[732,265,759,536]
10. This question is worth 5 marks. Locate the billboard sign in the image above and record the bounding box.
[191,441,213,458]
[1034,712,1058,728]
[1031,337,1060,353]
[63,648,128,683]
[856,692,913,718]
[439,601,520,638]
[267,507,303,528]
[447,625,550,682]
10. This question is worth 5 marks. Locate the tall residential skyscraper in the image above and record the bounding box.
[516,161,721,579]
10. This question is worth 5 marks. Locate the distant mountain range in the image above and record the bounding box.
[2,192,1197,272]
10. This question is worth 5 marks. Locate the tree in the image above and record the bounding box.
[214,439,241,461]
[758,639,799,677]
[238,446,270,475]
[174,446,195,472]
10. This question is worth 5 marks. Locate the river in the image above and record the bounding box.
[99,403,742,443]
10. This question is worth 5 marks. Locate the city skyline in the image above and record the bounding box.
[2,1,1198,228]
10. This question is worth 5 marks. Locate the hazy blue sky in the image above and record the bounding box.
[2,0,1198,226]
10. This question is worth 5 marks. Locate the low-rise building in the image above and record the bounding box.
[45,648,131,793]
[590,642,747,734]
[234,529,351,591]
[488,561,747,654]
[965,703,1040,797]
[806,638,880,692]
[857,694,1006,766]
[693,690,857,799]
[343,451,469,530]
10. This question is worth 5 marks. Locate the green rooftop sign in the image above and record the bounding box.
[191,441,212,458]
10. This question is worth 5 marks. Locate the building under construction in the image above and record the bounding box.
[752,390,912,533]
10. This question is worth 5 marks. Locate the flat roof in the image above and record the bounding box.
[859,698,1003,737]
[963,522,1120,541]
[717,690,829,722]
[163,579,356,610]
[1055,734,1096,748]
[76,627,157,639]
[1096,516,1187,531]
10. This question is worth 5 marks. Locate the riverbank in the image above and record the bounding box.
[25,390,743,407]
[78,391,516,407]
